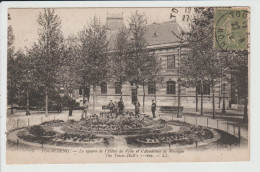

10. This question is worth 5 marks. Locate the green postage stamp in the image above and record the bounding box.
[215,8,250,50]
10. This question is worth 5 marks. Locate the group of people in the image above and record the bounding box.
[108,98,125,114]
[109,98,157,118]
[81,98,157,119]
[134,99,157,118]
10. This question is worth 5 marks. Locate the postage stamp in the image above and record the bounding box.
[214,7,250,50]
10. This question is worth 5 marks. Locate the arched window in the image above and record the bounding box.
[148,82,156,94]
[167,81,176,94]
[100,82,107,94]
[115,82,121,94]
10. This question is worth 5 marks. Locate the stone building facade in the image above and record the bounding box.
[71,13,232,112]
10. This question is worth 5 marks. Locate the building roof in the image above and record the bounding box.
[145,21,185,46]
[107,20,186,50]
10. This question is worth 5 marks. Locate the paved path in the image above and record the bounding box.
[158,113,248,140]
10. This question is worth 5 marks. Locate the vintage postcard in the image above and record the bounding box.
[4,6,249,164]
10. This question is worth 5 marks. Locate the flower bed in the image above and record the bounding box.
[125,125,214,147]
[17,125,57,144]
[61,116,168,135]
[13,116,226,149]
[53,133,103,143]
[41,119,64,126]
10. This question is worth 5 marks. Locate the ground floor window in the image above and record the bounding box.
[115,82,121,94]
[148,82,156,94]
[79,87,89,97]
[167,81,176,94]
[196,83,210,95]
[100,82,107,94]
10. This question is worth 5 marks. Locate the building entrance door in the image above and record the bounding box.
[131,89,137,104]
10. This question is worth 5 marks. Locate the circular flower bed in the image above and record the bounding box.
[17,125,57,144]
[125,121,214,147]
[13,117,223,149]
[61,115,170,135]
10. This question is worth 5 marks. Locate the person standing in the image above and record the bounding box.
[81,101,89,119]
[151,100,156,118]
[135,99,140,115]
[108,100,114,113]
[114,101,118,113]
[68,99,73,116]
[118,98,124,114]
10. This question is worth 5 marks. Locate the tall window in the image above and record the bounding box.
[100,82,107,94]
[115,82,121,94]
[167,55,175,69]
[79,87,89,97]
[196,83,210,95]
[148,82,156,94]
[167,81,176,94]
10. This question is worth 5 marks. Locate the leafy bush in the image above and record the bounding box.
[28,125,56,137]
[28,125,45,137]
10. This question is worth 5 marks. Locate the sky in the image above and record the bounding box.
[8,7,194,51]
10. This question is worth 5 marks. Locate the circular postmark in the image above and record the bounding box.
[215,9,250,50]
[184,7,214,43]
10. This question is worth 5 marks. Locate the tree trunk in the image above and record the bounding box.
[200,81,203,116]
[243,86,248,123]
[218,81,221,108]
[82,79,85,104]
[143,83,145,113]
[82,87,85,104]
[10,82,14,114]
[11,101,14,114]
[136,84,139,100]
[120,80,123,99]
[196,89,198,112]
[222,84,226,114]
[177,79,181,117]
[26,87,30,116]
[45,87,48,117]
[212,80,215,119]
[92,86,96,115]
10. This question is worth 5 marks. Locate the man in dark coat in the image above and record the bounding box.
[118,98,124,114]
[151,100,156,118]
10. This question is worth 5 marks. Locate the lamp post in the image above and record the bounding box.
[222,83,226,114]
[177,77,181,118]
[177,47,182,118]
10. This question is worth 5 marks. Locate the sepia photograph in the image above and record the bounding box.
[5,6,249,164]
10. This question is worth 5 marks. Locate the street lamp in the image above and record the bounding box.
[177,77,181,118]
[177,46,182,118]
